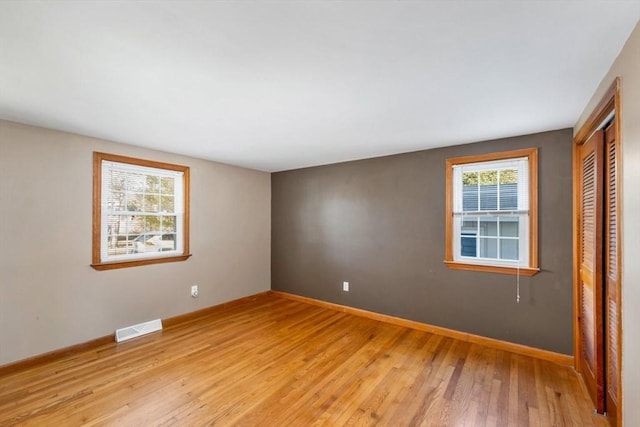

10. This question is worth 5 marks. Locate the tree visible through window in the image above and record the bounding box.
[445,148,539,276]
[92,152,191,270]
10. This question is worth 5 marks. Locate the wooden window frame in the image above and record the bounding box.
[91,152,191,271]
[444,148,539,276]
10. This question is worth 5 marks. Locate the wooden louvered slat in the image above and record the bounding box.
[581,152,596,271]
[607,140,617,280]
[604,121,620,425]
[608,298,618,399]
[577,130,605,414]
[581,283,595,371]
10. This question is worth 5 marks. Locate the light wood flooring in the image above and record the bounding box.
[0,292,607,426]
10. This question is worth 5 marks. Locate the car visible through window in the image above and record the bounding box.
[132,233,176,253]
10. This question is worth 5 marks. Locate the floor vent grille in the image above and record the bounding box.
[115,319,162,343]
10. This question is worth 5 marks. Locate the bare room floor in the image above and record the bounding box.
[0,292,607,426]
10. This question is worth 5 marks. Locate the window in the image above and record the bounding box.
[92,152,191,270]
[445,148,539,276]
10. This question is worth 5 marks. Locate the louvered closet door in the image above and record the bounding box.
[578,130,605,413]
[604,120,620,424]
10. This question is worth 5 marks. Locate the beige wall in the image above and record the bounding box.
[0,120,271,366]
[575,20,640,425]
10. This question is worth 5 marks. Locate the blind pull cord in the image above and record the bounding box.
[516,265,521,303]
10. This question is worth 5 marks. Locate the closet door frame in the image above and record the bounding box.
[573,77,622,425]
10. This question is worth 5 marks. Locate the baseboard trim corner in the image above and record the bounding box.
[269,290,574,367]
[162,291,272,328]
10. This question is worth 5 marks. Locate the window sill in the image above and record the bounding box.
[91,254,192,271]
[444,261,539,276]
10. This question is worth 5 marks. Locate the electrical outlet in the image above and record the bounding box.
[342,281,349,292]
[191,285,199,298]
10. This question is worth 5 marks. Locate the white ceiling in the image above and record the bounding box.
[1,1,638,172]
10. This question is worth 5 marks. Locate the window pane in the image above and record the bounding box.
[134,232,176,253]
[144,216,162,232]
[126,173,145,192]
[146,175,160,193]
[479,217,497,236]
[499,183,518,210]
[161,195,175,212]
[161,233,176,251]
[128,215,144,235]
[479,237,497,258]
[106,214,126,237]
[500,239,519,260]
[480,170,498,185]
[462,172,478,212]
[479,171,498,210]
[462,218,477,231]
[126,193,143,212]
[462,187,478,211]
[162,216,177,232]
[463,171,478,185]
[144,194,160,213]
[499,168,518,211]
[109,169,126,192]
[106,215,136,255]
[499,168,518,184]
[461,217,477,258]
[161,177,175,194]
[499,218,519,237]
[461,236,476,257]
[107,191,125,211]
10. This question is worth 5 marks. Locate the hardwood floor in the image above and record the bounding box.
[0,293,607,426]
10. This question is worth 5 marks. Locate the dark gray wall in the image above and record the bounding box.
[271,129,574,354]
